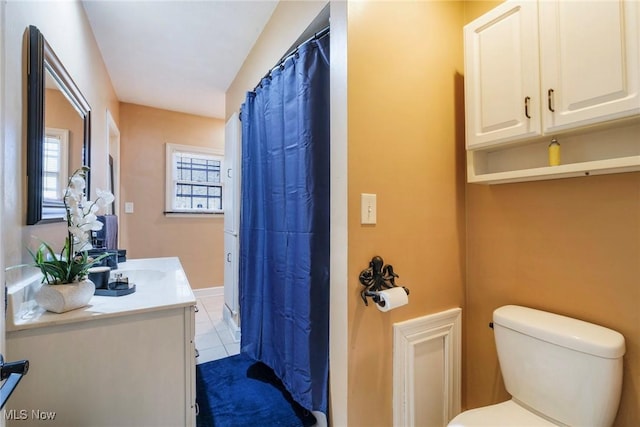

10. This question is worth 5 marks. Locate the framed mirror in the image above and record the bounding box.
[27,25,91,225]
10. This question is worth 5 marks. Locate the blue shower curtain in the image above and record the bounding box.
[239,33,330,414]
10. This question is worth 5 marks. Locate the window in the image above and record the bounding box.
[43,128,69,201]
[166,143,224,214]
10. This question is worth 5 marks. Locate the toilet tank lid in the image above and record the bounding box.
[493,305,625,359]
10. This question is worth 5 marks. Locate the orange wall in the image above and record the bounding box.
[465,174,640,425]
[3,1,119,272]
[118,103,225,289]
[463,2,640,426]
[346,2,466,425]
[45,89,84,172]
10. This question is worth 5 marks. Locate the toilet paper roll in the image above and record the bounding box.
[376,287,408,312]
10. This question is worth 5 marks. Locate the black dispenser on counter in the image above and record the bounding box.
[90,214,126,265]
[88,266,136,297]
[87,215,134,296]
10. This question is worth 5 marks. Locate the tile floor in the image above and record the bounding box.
[195,292,240,365]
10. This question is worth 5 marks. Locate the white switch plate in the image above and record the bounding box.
[361,193,377,225]
[124,202,134,214]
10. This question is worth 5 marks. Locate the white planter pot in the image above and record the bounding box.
[35,279,95,313]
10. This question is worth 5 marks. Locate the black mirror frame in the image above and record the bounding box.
[26,25,91,225]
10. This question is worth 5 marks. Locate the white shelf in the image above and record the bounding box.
[468,154,640,184]
[467,121,640,184]
[464,0,640,185]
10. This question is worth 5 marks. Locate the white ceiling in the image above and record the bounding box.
[82,0,279,119]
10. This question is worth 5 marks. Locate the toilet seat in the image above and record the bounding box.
[448,400,558,426]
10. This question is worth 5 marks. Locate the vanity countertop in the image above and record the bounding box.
[7,257,196,332]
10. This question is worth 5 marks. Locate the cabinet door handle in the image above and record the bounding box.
[227,168,232,178]
[524,96,531,119]
[227,253,231,262]
[547,89,555,112]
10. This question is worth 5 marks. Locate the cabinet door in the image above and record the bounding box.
[186,305,196,425]
[539,0,640,132]
[464,0,541,149]
[224,113,241,235]
[223,232,239,315]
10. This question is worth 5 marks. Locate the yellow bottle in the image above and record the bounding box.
[548,138,560,166]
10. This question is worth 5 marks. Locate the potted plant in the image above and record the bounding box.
[30,167,115,313]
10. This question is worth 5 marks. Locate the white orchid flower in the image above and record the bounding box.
[95,188,115,207]
[68,226,87,244]
[30,166,117,284]
[81,202,99,216]
[65,196,79,210]
[68,225,83,237]
[74,238,93,252]
[68,174,86,193]
[79,218,102,233]
[90,220,104,231]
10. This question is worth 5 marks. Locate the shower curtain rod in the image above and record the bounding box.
[252,25,330,93]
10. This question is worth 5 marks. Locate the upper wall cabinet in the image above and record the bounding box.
[539,0,640,133]
[464,0,640,183]
[464,1,541,148]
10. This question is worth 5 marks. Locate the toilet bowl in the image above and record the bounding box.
[448,400,556,426]
[448,305,625,427]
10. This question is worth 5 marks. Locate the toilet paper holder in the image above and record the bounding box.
[359,255,409,307]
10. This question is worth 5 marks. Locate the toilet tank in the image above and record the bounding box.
[493,305,625,427]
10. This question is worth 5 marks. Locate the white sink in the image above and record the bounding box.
[111,269,166,283]
[6,257,194,332]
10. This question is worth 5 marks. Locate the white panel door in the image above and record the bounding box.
[223,113,241,235]
[464,0,541,149]
[539,0,640,132]
[223,232,239,315]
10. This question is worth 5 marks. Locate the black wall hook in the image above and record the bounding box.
[359,255,409,307]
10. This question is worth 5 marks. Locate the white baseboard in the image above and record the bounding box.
[192,286,224,298]
[223,304,242,342]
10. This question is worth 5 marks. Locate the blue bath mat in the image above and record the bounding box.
[196,353,317,427]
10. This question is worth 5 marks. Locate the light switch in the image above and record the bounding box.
[361,193,377,225]
[124,202,134,214]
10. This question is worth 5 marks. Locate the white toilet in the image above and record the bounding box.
[449,305,625,427]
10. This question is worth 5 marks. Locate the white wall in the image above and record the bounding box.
[1,1,7,402]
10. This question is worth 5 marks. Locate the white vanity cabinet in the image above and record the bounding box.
[5,258,197,427]
[464,0,640,183]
